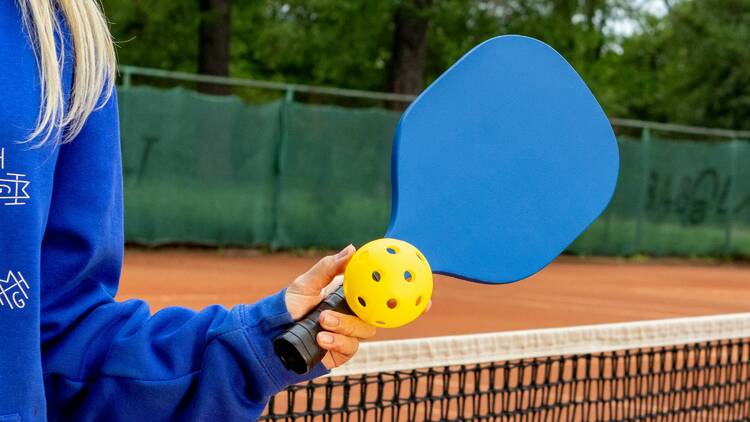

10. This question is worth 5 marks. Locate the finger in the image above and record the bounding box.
[320,275,344,297]
[290,246,354,296]
[320,311,377,339]
[316,331,359,356]
[321,350,350,369]
[296,245,355,293]
[309,245,354,280]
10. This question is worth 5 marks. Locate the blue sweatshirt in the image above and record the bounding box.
[0,3,325,421]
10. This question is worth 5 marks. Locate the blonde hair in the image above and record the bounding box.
[18,0,116,146]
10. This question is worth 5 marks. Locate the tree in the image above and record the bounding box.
[231,0,395,94]
[603,0,750,129]
[102,0,750,130]
[101,0,199,72]
[197,0,232,95]
[388,0,433,102]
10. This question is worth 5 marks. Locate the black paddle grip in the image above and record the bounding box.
[273,286,353,374]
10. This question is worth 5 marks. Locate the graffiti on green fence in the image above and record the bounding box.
[646,169,749,226]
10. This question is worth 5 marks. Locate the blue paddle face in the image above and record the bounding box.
[386,35,619,284]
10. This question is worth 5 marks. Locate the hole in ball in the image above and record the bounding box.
[386,247,398,254]
[387,298,398,309]
[358,297,367,307]
[416,252,424,261]
[376,321,386,326]
[416,296,422,306]
[372,271,381,282]
[404,271,413,282]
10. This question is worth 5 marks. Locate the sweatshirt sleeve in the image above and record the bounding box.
[40,90,327,422]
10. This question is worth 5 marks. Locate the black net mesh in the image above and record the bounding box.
[262,339,750,421]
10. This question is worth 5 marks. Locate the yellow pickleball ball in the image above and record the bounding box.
[343,238,432,328]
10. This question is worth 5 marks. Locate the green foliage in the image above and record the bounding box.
[231,1,396,90]
[605,0,750,130]
[102,0,200,71]
[102,0,750,130]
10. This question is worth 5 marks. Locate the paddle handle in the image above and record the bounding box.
[273,286,352,374]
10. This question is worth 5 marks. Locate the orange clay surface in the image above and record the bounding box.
[118,249,750,340]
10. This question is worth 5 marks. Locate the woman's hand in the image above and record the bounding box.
[285,245,377,369]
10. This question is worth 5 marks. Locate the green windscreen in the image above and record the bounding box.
[120,87,280,246]
[119,86,750,258]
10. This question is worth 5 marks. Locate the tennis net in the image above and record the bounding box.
[261,313,750,421]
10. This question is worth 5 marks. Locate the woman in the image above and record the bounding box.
[0,1,375,420]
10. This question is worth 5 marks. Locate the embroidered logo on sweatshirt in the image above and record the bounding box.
[0,148,31,206]
[0,271,30,310]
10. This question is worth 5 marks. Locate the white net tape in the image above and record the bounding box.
[329,312,750,377]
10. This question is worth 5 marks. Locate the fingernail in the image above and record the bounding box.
[324,314,339,327]
[318,332,334,344]
[335,244,354,259]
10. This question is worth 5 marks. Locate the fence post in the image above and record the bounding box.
[285,87,295,103]
[725,139,740,256]
[122,68,132,89]
[270,88,295,249]
[635,127,651,255]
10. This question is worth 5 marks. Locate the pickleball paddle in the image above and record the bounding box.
[273,35,620,374]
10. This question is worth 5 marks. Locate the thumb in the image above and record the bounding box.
[293,244,355,294]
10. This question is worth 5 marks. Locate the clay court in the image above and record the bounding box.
[118,249,750,339]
